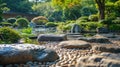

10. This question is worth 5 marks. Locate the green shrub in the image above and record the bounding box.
[109,24,120,30]
[21,27,32,34]
[76,16,89,22]
[0,22,12,26]
[99,19,112,25]
[57,22,74,32]
[89,14,98,21]
[31,16,48,25]
[45,22,58,27]
[63,24,72,31]
[0,27,21,43]
[7,18,16,24]
[112,19,120,24]
[66,21,76,24]
[15,18,29,28]
[0,17,3,22]
[77,22,103,32]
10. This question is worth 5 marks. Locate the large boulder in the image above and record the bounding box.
[76,53,120,67]
[96,27,109,33]
[0,44,59,65]
[37,34,67,42]
[78,35,110,43]
[58,40,91,49]
[71,24,82,33]
[92,45,120,53]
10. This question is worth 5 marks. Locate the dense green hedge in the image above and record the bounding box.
[109,24,120,30]
[0,27,21,43]
[45,22,58,27]
[7,18,16,24]
[15,18,29,28]
[57,21,104,32]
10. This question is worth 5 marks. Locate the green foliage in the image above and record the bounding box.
[76,16,89,22]
[21,28,32,34]
[49,10,63,21]
[7,18,16,24]
[114,0,120,17]
[99,19,112,25]
[45,22,58,27]
[77,22,103,32]
[23,37,38,44]
[15,18,29,28]
[105,0,120,20]
[57,22,72,32]
[81,0,97,16]
[109,24,120,30]
[0,27,21,43]
[0,22,12,26]
[89,14,98,21]
[0,0,6,22]
[105,2,116,20]
[63,5,81,20]
[57,21,103,32]
[112,19,120,24]
[3,0,33,13]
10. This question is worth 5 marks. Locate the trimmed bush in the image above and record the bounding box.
[45,22,57,27]
[0,27,21,43]
[57,22,73,32]
[7,18,16,24]
[99,19,112,25]
[77,22,103,32]
[89,14,98,21]
[15,18,29,28]
[109,24,120,30]
[112,19,120,24]
[21,27,32,34]
[31,16,48,25]
[77,16,89,22]
[0,22,12,26]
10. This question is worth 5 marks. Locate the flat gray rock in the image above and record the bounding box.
[37,34,67,42]
[58,40,91,49]
[0,44,59,65]
[78,35,110,43]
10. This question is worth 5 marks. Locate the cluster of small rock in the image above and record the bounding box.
[43,42,102,67]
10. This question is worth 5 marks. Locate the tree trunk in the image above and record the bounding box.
[95,0,105,20]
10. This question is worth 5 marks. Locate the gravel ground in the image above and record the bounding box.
[1,39,120,67]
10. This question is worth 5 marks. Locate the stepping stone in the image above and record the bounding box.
[37,34,67,42]
[58,40,91,49]
[78,35,110,43]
